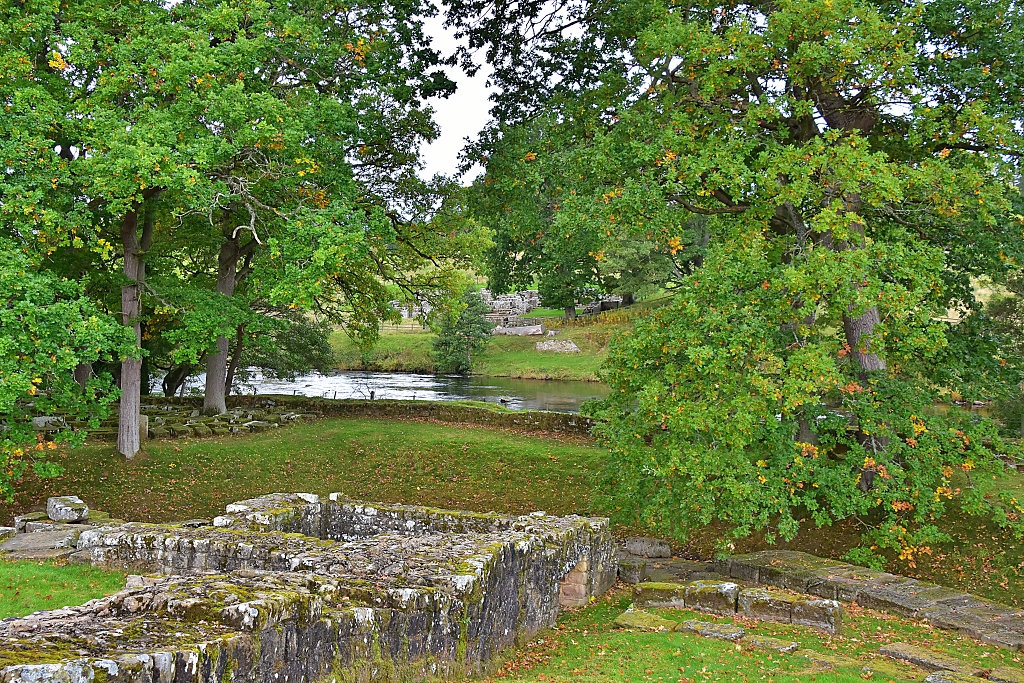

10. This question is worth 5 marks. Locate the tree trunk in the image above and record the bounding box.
[203,235,241,415]
[118,195,157,458]
[621,292,634,307]
[73,363,93,392]
[224,324,246,398]
[564,305,576,320]
[162,363,192,397]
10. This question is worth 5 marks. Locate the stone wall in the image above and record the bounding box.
[1,494,616,683]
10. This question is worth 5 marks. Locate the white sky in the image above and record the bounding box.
[419,15,494,183]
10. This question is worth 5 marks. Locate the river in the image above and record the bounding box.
[178,370,611,413]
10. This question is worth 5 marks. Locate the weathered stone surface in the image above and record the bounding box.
[0,527,14,541]
[737,587,793,624]
[680,620,745,641]
[796,650,855,670]
[740,635,799,653]
[46,496,89,522]
[634,582,687,609]
[924,672,982,683]
[791,598,843,634]
[624,536,671,558]
[1,493,618,683]
[685,580,740,616]
[643,559,714,583]
[723,549,1023,648]
[24,521,60,533]
[613,610,680,632]
[535,339,581,353]
[13,512,48,532]
[878,642,984,675]
[1,527,84,552]
[616,551,647,584]
[990,665,1024,683]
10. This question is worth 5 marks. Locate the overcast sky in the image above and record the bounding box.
[419,15,495,183]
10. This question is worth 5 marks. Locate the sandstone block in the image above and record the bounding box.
[924,672,983,683]
[878,642,984,676]
[791,598,843,634]
[624,536,671,558]
[634,581,687,609]
[616,552,647,584]
[0,527,14,541]
[680,620,745,641]
[991,666,1024,683]
[740,635,799,653]
[613,609,680,632]
[46,496,89,522]
[13,511,49,532]
[737,587,794,623]
[25,521,59,533]
[685,580,739,616]
[1,527,83,552]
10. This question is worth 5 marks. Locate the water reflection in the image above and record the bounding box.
[181,370,610,413]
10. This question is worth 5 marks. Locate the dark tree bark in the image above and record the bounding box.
[224,324,246,398]
[117,196,157,458]
[161,364,193,398]
[564,305,576,320]
[73,363,93,392]
[203,234,241,415]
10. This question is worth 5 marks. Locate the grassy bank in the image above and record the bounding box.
[331,320,624,381]
[3,416,1023,607]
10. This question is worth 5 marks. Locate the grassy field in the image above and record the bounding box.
[331,325,616,381]
[0,560,125,618]
[481,586,1024,683]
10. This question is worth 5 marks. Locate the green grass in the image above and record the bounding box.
[331,326,616,381]
[0,560,125,618]
[0,418,606,525]
[481,587,1024,682]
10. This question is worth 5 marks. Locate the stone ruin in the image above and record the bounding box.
[0,494,617,683]
[27,398,319,442]
[478,290,540,327]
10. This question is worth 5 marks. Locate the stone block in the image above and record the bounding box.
[685,580,740,616]
[740,635,799,653]
[25,521,60,533]
[791,598,843,634]
[680,620,745,641]
[634,582,687,609]
[737,587,794,624]
[613,609,680,632]
[1,527,84,552]
[991,666,1024,683]
[797,650,855,670]
[13,511,48,532]
[0,527,14,541]
[191,424,213,437]
[624,536,671,558]
[149,426,170,439]
[139,413,148,440]
[46,496,89,522]
[616,552,646,584]
[924,672,982,683]
[878,642,984,676]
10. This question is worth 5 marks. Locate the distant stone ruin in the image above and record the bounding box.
[479,289,541,327]
[0,494,617,683]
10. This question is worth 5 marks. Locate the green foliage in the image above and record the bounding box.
[454,0,1024,555]
[988,269,1024,436]
[0,245,133,501]
[431,291,495,374]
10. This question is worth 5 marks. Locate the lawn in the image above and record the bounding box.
[480,586,1024,683]
[0,418,606,526]
[0,560,125,618]
[331,326,614,381]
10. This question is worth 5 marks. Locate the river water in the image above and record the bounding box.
[179,370,611,413]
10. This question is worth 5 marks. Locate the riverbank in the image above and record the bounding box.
[330,318,626,381]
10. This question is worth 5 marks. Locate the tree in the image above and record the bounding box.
[0,244,133,501]
[988,269,1024,437]
[432,291,495,374]
[3,0,482,450]
[449,0,1024,558]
